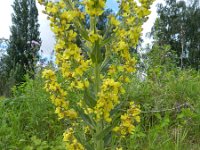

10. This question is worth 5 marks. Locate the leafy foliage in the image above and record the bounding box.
[126,45,200,149]
[1,0,41,93]
[151,0,200,69]
[0,76,65,149]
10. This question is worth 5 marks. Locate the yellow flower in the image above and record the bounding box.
[112,126,120,132]
[84,126,90,134]
[110,15,120,26]
[65,109,78,119]
[76,81,84,90]
[135,116,141,123]
[38,0,44,4]
[95,79,122,122]
[88,32,102,43]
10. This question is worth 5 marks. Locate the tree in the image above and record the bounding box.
[6,0,41,85]
[151,0,200,70]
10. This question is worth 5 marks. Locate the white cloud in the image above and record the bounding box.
[0,0,13,39]
[142,0,165,47]
[36,2,55,57]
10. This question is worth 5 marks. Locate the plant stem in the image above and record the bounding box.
[94,60,104,150]
[90,13,104,150]
[96,120,104,150]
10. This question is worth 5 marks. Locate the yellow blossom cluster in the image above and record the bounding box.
[95,78,125,122]
[83,0,106,16]
[108,57,137,78]
[41,0,91,92]
[42,69,77,120]
[110,0,155,65]
[106,0,154,88]
[63,128,85,150]
[113,102,141,137]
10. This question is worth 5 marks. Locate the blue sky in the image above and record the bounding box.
[106,0,119,12]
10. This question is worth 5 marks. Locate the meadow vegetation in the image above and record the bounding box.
[0,64,200,149]
[0,0,200,149]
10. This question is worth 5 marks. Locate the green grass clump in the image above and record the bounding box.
[126,69,200,149]
[0,75,65,149]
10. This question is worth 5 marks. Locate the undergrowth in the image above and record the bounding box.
[0,69,200,149]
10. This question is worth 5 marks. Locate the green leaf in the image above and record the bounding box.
[100,57,110,72]
[100,34,116,48]
[110,101,126,116]
[74,133,94,150]
[84,88,96,108]
[161,114,170,128]
[96,126,112,140]
[31,136,41,146]
[75,106,96,129]
[90,41,103,64]
[82,43,92,56]
[96,118,120,140]
[155,113,162,120]
[104,132,112,146]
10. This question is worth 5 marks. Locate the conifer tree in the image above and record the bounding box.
[6,0,41,84]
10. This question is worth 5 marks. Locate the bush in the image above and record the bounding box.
[0,75,65,149]
[127,68,200,149]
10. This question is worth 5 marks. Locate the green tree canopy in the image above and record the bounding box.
[151,0,200,70]
[6,0,41,84]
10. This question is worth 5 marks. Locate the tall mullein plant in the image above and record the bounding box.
[39,0,154,149]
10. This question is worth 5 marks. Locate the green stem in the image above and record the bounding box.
[90,14,104,150]
[94,56,104,150]
[96,120,104,150]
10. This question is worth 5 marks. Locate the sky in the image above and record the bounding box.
[0,0,164,58]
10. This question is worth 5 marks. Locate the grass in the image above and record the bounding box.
[0,69,200,149]
[0,75,65,149]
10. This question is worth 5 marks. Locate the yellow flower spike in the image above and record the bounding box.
[39,0,154,148]
[95,78,122,122]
